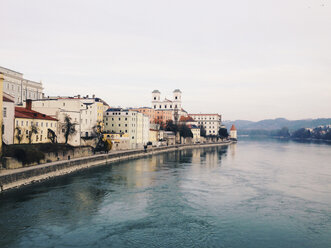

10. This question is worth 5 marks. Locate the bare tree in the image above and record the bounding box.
[15,127,24,144]
[28,123,39,144]
[47,128,57,143]
[61,115,77,144]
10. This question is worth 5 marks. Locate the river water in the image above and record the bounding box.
[0,139,331,248]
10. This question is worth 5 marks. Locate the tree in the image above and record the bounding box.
[165,120,179,133]
[28,123,38,144]
[47,128,57,143]
[92,121,103,138]
[218,127,229,139]
[179,124,193,138]
[277,127,290,137]
[61,115,77,144]
[199,125,206,137]
[291,128,311,139]
[15,127,24,144]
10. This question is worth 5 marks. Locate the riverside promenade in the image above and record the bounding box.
[0,141,233,193]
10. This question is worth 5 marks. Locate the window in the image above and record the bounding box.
[3,107,7,117]
[154,97,156,100]
[175,96,177,99]
[154,105,156,109]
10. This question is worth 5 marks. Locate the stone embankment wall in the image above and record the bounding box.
[1,146,93,169]
[0,141,233,193]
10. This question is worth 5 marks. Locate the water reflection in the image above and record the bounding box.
[1,141,331,248]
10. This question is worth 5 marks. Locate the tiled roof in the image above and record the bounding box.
[179,116,195,122]
[15,107,57,121]
[189,113,221,116]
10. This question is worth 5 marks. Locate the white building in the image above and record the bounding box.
[104,108,150,149]
[0,66,43,105]
[31,96,105,146]
[189,114,222,136]
[2,93,15,144]
[151,89,188,123]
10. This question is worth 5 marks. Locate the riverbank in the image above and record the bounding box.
[0,141,234,193]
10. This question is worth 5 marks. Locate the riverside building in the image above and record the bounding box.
[151,89,188,123]
[30,95,107,146]
[103,108,150,149]
[0,66,43,105]
[189,113,222,136]
[14,101,58,144]
[2,93,15,145]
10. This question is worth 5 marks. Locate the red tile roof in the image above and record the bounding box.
[15,107,57,121]
[180,116,195,122]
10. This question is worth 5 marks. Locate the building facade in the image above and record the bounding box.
[0,73,3,156]
[104,108,150,149]
[151,89,187,123]
[2,93,15,144]
[189,114,222,136]
[0,66,43,105]
[31,96,105,146]
[14,103,58,144]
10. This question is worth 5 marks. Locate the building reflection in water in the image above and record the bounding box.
[191,146,229,168]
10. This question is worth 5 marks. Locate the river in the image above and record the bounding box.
[0,139,331,247]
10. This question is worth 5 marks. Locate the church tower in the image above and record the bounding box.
[173,89,182,110]
[152,90,161,109]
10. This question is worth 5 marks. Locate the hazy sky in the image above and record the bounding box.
[1,0,330,121]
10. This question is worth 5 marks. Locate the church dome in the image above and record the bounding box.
[152,90,160,93]
[173,89,181,93]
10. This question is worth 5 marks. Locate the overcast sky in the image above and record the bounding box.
[1,0,330,121]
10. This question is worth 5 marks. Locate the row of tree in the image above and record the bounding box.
[240,126,331,141]
[164,120,229,139]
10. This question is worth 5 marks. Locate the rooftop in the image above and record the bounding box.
[15,107,57,121]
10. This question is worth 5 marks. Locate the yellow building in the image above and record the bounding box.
[0,73,3,156]
[190,125,201,143]
[103,132,129,150]
[149,129,158,145]
[14,101,58,144]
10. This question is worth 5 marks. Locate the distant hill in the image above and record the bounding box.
[223,118,331,131]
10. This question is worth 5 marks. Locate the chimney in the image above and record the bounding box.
[92,94,95,98]
[26,99,32,110]
[78,94,81,99]
[86,95,89,98]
